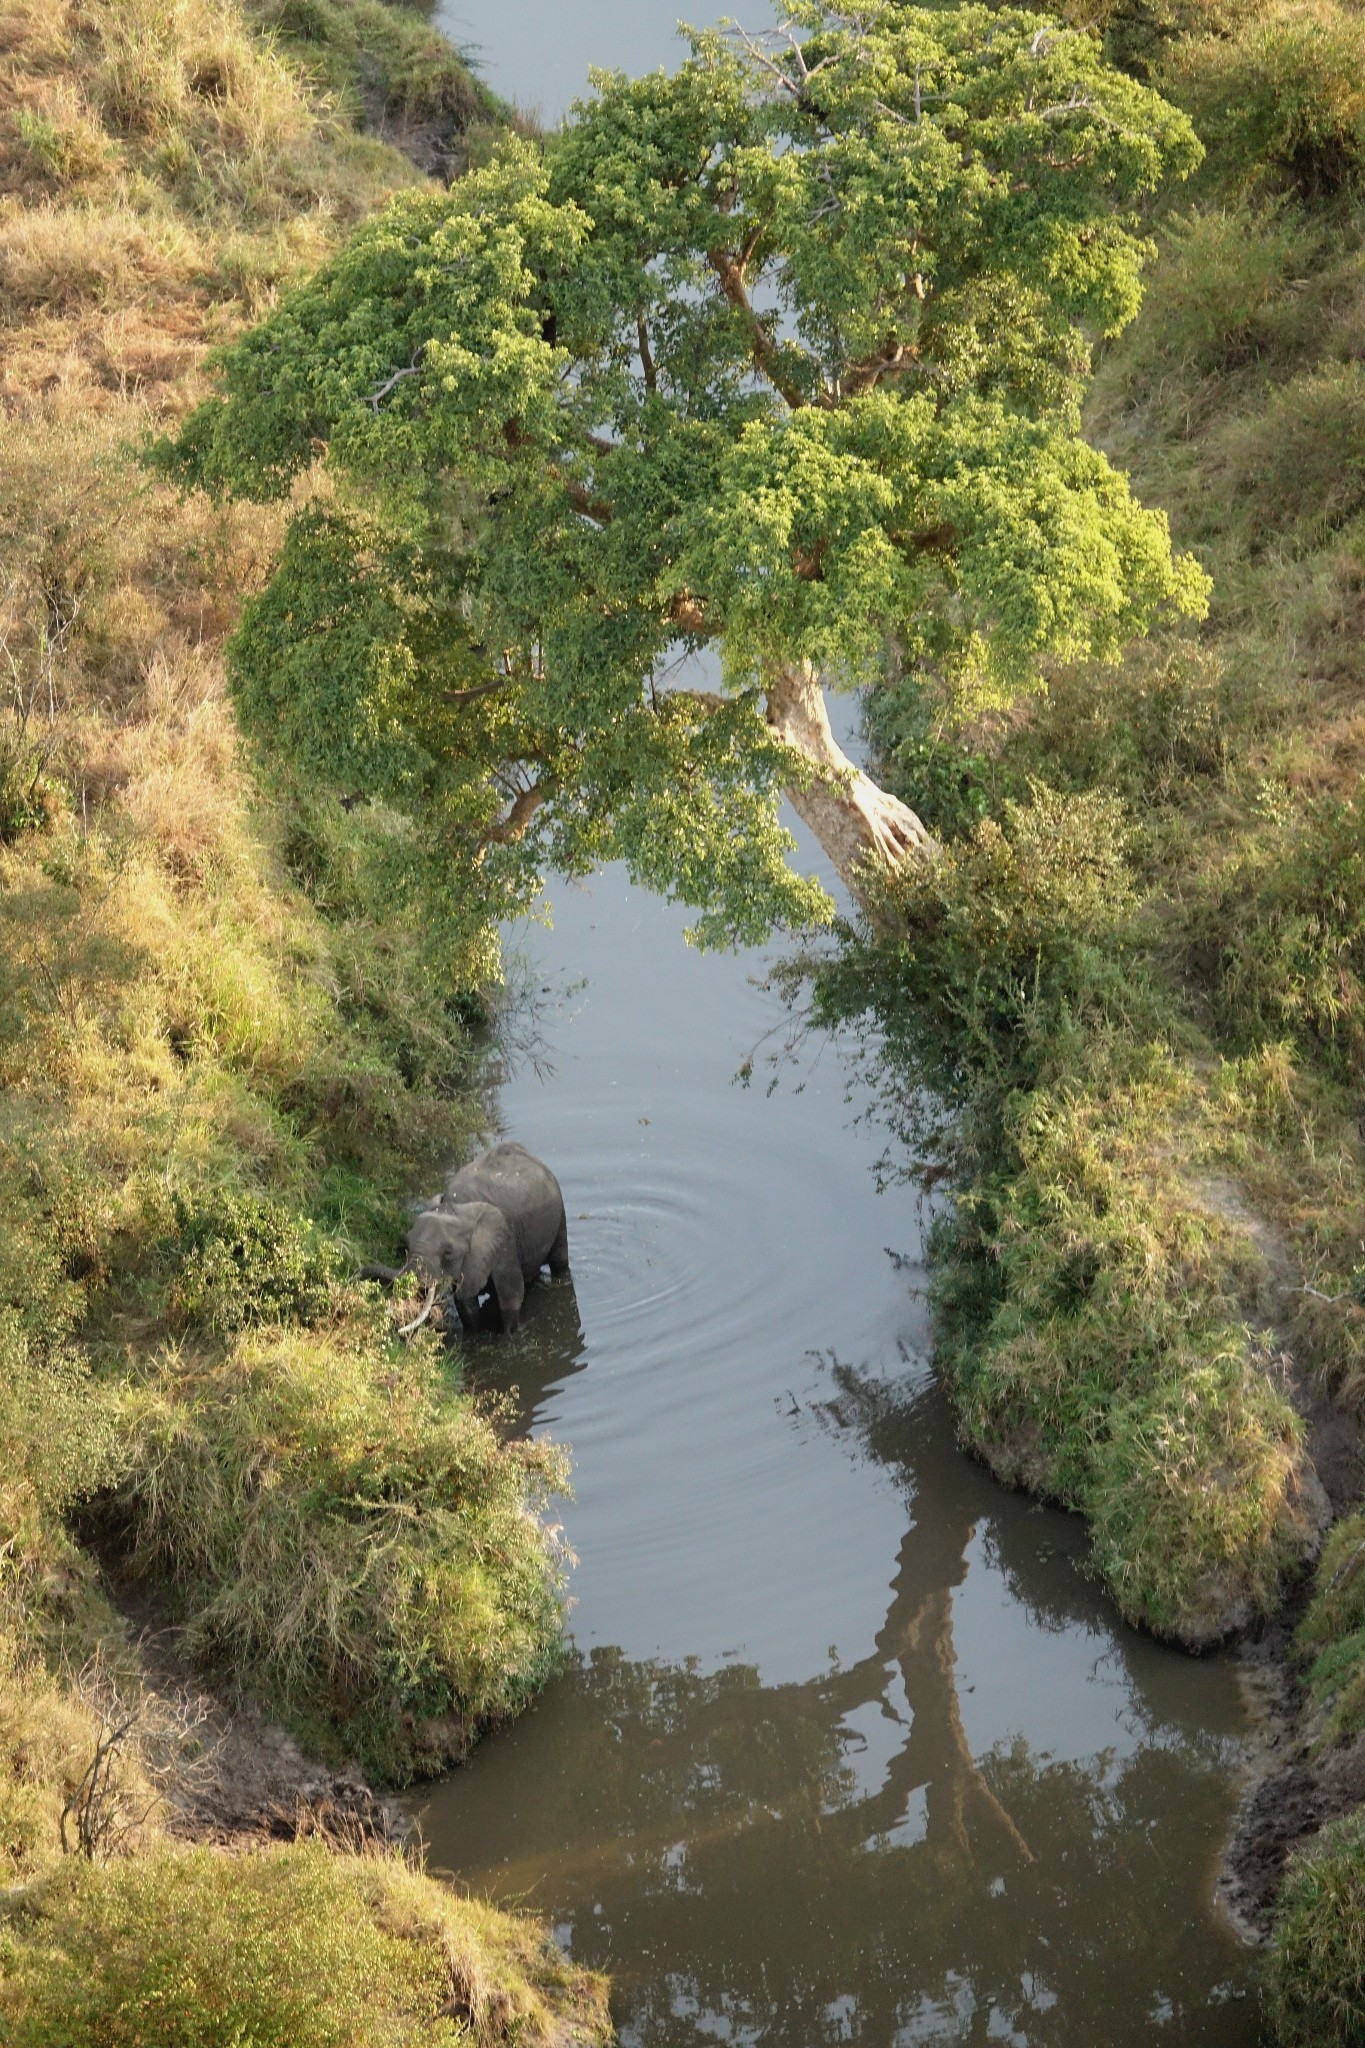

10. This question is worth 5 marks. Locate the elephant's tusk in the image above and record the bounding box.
[397,1279,439,1338]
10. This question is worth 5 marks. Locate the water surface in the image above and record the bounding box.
[438,0,734,121]
[412,741,1257,2048]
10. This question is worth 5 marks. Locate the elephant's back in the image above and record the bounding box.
[445,1143,564,1278]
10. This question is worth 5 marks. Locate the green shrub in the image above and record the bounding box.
[1047,0,1266,84]
[1014,642,1231,807]
[813,782,1145,1156]
[1197,796,1365,1082]
[861,682,996,844]
[929,1049,1313,1639]
[1265,1810,1365,2045]
[1297,1511,1365,1740]
[110,1322,568,1778]
[1168,0,1365,197]
[169,1190,348,1333]
[0,1840,611,2048]
[0,1310,121,1644]
[1116,203,1303,382]
[1215,363,1365,550]
[252,0,493,129]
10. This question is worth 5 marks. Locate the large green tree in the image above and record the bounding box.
[164,1,1206,944]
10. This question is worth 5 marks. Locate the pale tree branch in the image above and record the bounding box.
[637,312,657,394]
[361,348,427,412]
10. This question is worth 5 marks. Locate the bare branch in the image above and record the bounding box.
[637,312,657,395]
[440,677,511,706]
[360,360,423,411]
[59,1652,218,1863]
[556,472,615,524]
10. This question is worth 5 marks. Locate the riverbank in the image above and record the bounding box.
[801,0,1365,2031]
[0,4,605,2039]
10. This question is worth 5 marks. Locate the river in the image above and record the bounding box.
[418,6,1260,2040]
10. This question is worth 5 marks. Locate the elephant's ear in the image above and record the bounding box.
[467,1208,525,1333]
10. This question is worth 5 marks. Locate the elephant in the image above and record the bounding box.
[438,1142,569,1289]
[404,1200,528,1334]
[363,1142,568,1336]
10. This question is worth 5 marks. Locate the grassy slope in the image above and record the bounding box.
[845,0,1365,1629]
[0,3,603,2036]
[835,0,1365,2031]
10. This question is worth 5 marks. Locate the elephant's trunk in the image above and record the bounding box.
[358,1259,410,1286]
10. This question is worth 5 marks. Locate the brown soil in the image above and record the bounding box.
[360,84,472,183]
[1221,1718,1365,1939]
[109,1576,406,1853]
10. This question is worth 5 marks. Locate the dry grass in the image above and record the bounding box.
[0,0,532,1893]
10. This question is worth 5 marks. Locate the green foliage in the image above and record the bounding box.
[1019,642,1231,806]
[109,1320,568,1778]
[862,680,996,841]
[810,761,1315,1638]
[930,1050,1308,1639]
[159,2,1204,943]
[795,0,1365,1671]
[0,1315,121,1533]
[1114,202,1305,383]
[1167,0,1365,198]
[1054,0,1265,83]
[1296,1512,1365,1742]
[813,781,1144,1141]
[0,1840,610,2048]
[168,1190,348,1333]
[1087,1346,1306,1635]
[1265,1810,1365,2046]
[1194,797,1365,1084]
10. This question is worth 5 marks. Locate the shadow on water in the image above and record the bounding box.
[458,1272,590,1435]
[417,1357,1257,2047]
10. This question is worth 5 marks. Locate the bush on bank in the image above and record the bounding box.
[0,1841,611,2048]
[813,795,1319,1641]
[816,0,1365,1643]
[109,1316,569,1779]
[807,0,1365,2025]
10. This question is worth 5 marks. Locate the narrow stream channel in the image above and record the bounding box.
[418,11,1261,2038]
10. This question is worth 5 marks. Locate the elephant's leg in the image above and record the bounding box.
[488,1248,526,1334]
[547,1210,570,1276]
[453,1291,481,1332]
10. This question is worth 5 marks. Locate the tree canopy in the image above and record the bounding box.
[161,0,1208,946]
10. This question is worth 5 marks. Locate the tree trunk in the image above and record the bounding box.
[763,662,937,904]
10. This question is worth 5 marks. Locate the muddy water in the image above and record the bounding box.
[419,9,1259,2038]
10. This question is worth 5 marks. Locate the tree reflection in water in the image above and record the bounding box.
[420,1347,1256,2046]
